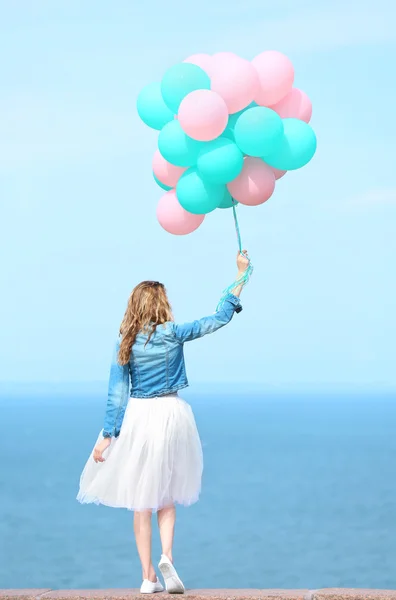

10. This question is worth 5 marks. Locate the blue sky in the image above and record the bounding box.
[1,0,395,390]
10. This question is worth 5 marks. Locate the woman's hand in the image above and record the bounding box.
[93,437,112,463]
[237,250,250,273]
[231,250,250,298]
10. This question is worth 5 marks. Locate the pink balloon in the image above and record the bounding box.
[157,190,205,235]
[178,89,228,142]
[211,54,259,114]
[227,158,275,206]
[272,167,287,180]
[252,51,294,107]
[184,53,213,76]
[270,88,312,123]
[152,150,186,187]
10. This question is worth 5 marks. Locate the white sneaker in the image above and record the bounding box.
[140,579,164,594]
[158,555,185,594]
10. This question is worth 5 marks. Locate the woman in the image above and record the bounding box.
[77,251,249,593]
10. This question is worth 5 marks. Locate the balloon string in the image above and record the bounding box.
[232,200,243,253]
[216,200,253,311]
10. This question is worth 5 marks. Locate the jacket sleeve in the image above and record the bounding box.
[172,293,242,343]
[102,338,130,438]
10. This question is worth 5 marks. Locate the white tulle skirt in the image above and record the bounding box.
[77,393,203,512]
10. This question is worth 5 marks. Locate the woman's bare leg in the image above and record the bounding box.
[134,510,157,582]
[157,504,176,561]
[157,505,184,593]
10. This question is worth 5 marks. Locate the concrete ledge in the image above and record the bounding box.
[313,591,396,600]
[1,590,396,600]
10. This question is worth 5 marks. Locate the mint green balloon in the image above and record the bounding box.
[263,118,317,171]
[153,174,171,191]
[223,103,257,141]
[234,106,284,157]
[158,120,205,167]
[137,82,174,130]
[176,168,225,215]
[197,137,244,184]
[218,189,238,209]
[161,63,211,113]
[222,127,235,142]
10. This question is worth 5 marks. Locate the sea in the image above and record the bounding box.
[1,386,396,590]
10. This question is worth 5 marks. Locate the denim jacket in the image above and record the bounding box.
[102,293,242,437]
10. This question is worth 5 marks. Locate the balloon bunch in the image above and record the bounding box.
[137,50,317,236]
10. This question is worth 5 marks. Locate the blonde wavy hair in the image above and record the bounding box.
[118,281,173,365]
